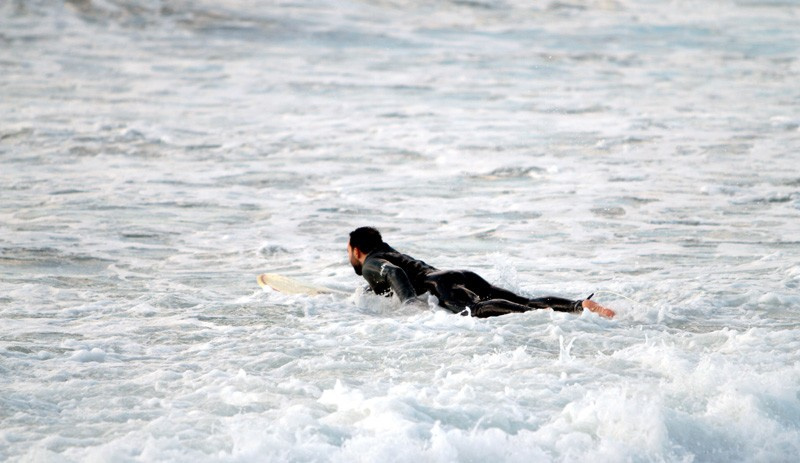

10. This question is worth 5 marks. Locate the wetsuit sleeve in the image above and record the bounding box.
[361,258,418,303]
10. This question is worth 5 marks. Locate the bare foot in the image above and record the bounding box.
[582,299,616,318]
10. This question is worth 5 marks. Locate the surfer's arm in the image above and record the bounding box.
[361,259,417,303]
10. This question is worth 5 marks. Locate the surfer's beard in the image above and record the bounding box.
[351,262,363,276]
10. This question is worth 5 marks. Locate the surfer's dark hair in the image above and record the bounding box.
[349,227,383,253]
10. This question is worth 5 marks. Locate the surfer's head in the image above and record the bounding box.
[348,227,382,275]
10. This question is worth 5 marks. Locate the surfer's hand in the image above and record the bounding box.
[582,299,616,318]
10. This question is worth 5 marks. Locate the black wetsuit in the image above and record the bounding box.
[360,243,584,318]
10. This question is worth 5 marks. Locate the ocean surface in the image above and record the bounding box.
[2,0,799,461]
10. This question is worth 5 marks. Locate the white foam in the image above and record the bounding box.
[69,348,107,363]
[2,0,799,461]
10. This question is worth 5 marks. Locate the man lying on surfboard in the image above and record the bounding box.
[347,227,615,318]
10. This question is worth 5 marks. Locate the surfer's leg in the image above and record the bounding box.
[458,270,586,313]
[453,271,576,314]
[425,271,481,314]
[524,296,583,313]
[470,299,532,318]
[427,271,589,316]
[525,295,615,317]
[460,271,534,305]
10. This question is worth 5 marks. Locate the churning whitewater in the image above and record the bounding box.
[1,0,799,461]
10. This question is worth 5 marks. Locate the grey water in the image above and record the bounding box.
[2,0,799,461]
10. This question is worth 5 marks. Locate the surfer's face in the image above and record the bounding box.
[347,242,363,275]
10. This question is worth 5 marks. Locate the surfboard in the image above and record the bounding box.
[257,273,348,296]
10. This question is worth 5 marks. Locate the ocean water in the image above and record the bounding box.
[2,0,799,461]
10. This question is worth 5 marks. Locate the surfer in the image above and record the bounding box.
[348,227,615,318]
